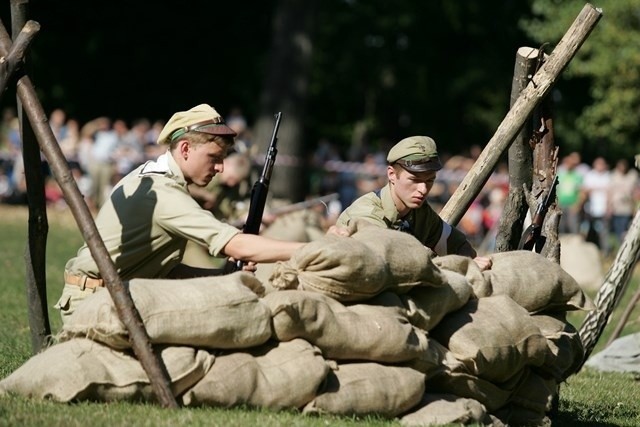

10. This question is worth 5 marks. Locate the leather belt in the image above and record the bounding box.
[64,271,104,290]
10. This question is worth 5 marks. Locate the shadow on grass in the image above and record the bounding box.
[553,403,633,427]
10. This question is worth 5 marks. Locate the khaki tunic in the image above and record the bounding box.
[64,152,240,280]
[336,183,469,256]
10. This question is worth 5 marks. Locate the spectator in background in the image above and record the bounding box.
[557,152,584,234]
[582,156,611,255]
[87,117,118,210]
[608,158,640,251]
[48,108,68,142]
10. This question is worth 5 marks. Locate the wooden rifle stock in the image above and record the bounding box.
[518,174,559,252]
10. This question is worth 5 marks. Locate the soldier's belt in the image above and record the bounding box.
[64,271,105,290]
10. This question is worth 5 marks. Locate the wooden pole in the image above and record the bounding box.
[9,0,50,354]
[495,47,537,252]
[439,3,602,226]
[0,18,179,409]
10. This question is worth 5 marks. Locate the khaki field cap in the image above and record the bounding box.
[387,136,442,173]
[157,104,237,144]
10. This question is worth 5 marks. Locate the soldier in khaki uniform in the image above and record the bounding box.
[57,104,346,323]
[337,136,491,270]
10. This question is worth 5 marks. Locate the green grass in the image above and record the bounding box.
[1,205,639,426]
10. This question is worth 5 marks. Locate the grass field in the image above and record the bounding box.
[1,205,639,426]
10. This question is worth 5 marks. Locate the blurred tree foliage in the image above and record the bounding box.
[2,1,637,165]
[522,0,640,161]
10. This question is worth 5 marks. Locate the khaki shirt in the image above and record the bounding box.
[65,152,240,279]
[336,183,469,256]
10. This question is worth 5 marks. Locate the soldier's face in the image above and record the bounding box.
[183,141,227,186]
[388,166,436,212]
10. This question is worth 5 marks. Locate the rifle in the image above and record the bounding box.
[228,193,339,228]
[231,112,282,271]
[517,173,559,253]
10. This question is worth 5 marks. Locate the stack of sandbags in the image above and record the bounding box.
[0,240,594,425]
[421,250,593,425]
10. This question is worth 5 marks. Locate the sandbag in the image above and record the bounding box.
[261,209,322,242]
[0,338,213,402]
[426,351,527,413]
[58,272,272,350]
[269,220,445,302]
[430,295,548,383]
[263,290,430,362]
[181,339,329,409]
[478,250,595,313]
[400,393,494,427]
[400,271,473,331]
[493,369,556,427]
[303,362,426,418]
[531,312,585,381]
[348,219,447,289]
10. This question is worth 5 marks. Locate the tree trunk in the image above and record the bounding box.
[495,47,537,252]
[253,0,316,201]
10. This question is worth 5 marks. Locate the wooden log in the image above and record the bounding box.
[0,18,179,409]
[495,47,537,252]
[439,3,602,226]
[9,1,50,354]
[0,19,38,94]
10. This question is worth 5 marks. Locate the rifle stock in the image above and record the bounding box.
[231,112,282,271]
[518,174,559,252]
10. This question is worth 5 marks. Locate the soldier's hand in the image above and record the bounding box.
[325,225,351,237]
[242,261,257,273]
[473,256,492,271]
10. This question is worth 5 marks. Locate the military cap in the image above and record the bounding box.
[157,104,237,144]
[386,136,442,173]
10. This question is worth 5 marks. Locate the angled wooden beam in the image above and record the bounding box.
[0,19,38,93]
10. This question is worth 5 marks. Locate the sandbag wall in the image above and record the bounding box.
[0,223,593,426]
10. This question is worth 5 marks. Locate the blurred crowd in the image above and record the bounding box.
[1,106,639,258]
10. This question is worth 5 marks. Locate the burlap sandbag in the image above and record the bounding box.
[181,339,330,409]
[261,210,321,242]
[400,271,473,331]
[58,272,272,350]
[348,219,447,289]
[493,369,556,427]
[269,234,388,301]
[0,338,213,402]
[269,221,445,302]
[425,345,528,413]
[531,312,584,381]
[433,254,486,289]
[430,295,548,383]
[263,290,429,362]
[477,250,595,313]
[303,362,426,418]
[400,393,494,427]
